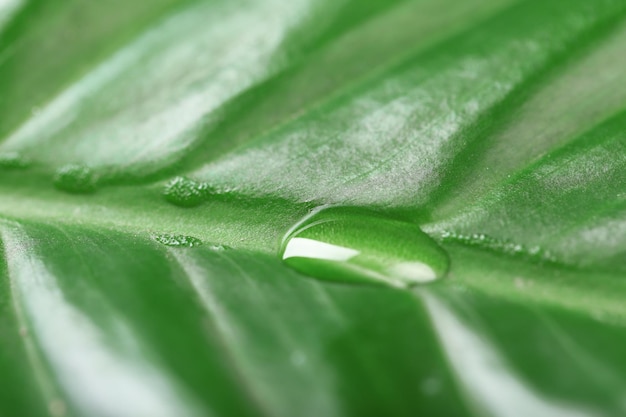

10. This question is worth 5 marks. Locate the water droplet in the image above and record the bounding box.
[0,152,30,169]
[208,244,229,251]
[163,176,206,207]
[154,234,202,248]
[198,182,216,195]
[440,231,552,262]
[280,207,449,288]
[53,164,97,194]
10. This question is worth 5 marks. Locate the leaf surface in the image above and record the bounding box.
[1,1,626,416]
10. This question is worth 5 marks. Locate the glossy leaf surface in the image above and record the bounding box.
[2,0,626,416]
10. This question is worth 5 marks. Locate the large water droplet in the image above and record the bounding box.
[280,207,449,288]
[53,164,97,194]
[154,234,202,248]
[163,176,206,207]
[0,152,30,169]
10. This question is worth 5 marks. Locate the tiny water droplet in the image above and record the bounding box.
[280,207,449,288]
[440,231,552,262]
[154,234,202,248]
[163,176,206,207]
[208,244,230,251]
[53,164,97,194]
[0,152,30,169]
[198,182,216,195]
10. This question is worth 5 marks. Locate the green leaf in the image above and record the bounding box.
[2,0,626,416]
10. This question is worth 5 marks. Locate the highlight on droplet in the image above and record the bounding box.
[153,234,202,248]
[280,207,449,288]
[163,176,207,208]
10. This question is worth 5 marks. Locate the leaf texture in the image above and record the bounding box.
[1,1,626,416]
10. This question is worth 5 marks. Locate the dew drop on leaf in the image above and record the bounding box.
[0,152,31,169]
[53,164,97,194]
[280,207,449,288]
[440,231,553,262]
[208,244,230,251]
[153,234,202,248]
[163,176,206,207]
